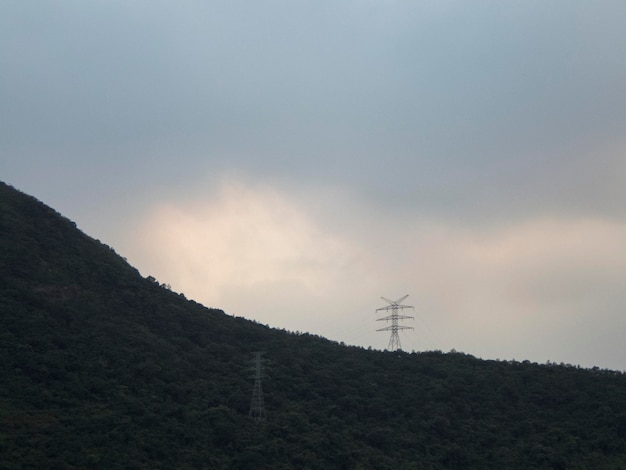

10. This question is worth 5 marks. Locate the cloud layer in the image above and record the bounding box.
[2,1,626,368]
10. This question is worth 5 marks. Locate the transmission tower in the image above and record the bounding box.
[249,352,266,421]
[376,295,414,351]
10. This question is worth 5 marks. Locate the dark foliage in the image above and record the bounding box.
[1,180,626,469]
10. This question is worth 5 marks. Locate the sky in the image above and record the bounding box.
[2,1,626,370]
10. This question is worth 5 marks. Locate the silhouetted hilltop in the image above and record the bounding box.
[1,181,625,469]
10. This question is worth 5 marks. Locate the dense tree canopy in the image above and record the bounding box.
[1,181,625,469]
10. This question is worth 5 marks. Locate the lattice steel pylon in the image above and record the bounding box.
[249,352,266,421]
[376,295,414,351]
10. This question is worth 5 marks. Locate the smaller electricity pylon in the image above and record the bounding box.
[376,295,414,351]
[249,352,266,421]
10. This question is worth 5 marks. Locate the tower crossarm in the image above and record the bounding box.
[376,314,414,321]
[376,304,414,311]
[377,325,414,332]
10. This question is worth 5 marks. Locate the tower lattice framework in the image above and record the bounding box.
[376,295,414,351]
[249,352,266,421]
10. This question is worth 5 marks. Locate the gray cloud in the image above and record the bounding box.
[2,1,626,368]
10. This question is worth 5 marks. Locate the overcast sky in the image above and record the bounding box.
[2,1,626,370]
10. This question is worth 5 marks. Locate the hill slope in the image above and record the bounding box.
[1,181,625,469]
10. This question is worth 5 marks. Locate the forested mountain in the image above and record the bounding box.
[1,180,625,469]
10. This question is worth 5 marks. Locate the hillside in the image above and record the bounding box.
[1,180,626,469]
